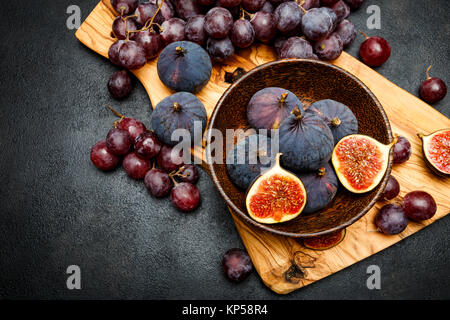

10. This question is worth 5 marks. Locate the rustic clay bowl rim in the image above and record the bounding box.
[207,59,393,238]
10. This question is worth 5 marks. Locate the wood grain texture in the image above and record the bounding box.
[76,1,450,294]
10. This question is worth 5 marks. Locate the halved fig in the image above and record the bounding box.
[332,134,397,193]
[302,229,346,251]
[417,129,450,178]
[246,153,307,224]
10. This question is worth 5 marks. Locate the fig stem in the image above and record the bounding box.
[175,46,184,55]
[292,106,303,120]
[425,65,432,80]
[359,30,369,40]
[331,117,341,126]
[274,153,282,167]
[172,102,181,111]
[318,167,326,176]
[280,92,289,104]
[417,132,425,139]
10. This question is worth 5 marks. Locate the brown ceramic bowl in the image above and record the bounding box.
[207,59,393,238]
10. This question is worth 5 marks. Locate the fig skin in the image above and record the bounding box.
[151,92,207,146]
[226,135,275,190]
[157,41,212,93]
[307,99,358,145]
[302,229,346,250]
[279,107,334,172]
[296,163,338,214]
[247,87,302,132]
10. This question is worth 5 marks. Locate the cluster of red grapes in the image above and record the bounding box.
[107,0,363,70]
[376,136,437,235]
[90,107,201,212]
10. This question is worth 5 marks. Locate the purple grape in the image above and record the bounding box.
[217,0,242,7]
[178,164,199,184]
[231,19,255,48]
[375,204,408,235]
[171,182,201,212]
[222,248,253,283]
[261,1,274,13]
[343,0,364,10]
[206,37,235,61]
[274,2,304,34]
[301,7,337,41]
[185,15,207,46]
[331,0,350,24]
[404,191,437,221]
[160,18,186,44]
[135,2,163,27]
[335,19,356,47]
[106,128,133,156]
[111,0,138,16]
[274,36,287,56]
[108,40,147,69]
[123,152,152,179]
[242,0,266,12]
[112,16,137,40]
[204,7,234,39]
[176,0,203,20]
[117,117,147,141]
[157,144,184,172]
[303,0,320,10]
[135,29,163,59]
[108,70,133,99]
[250,12,277,43]
[314,32,343,60]
[149,0,175,22]
[279,36,314,59]
[134,131,162,159]
[393,136,412,164]
[144,169,173,197]
[90,140,121,171]
[381,175,400,200]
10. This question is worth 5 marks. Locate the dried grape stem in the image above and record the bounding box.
[143,0,165,31]
[425,65,432,80]
[359,30,369,40]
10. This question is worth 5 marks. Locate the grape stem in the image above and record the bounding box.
[425,65,432,80]
[359,30,369,40]
[296,0,307,13]
[240,6,254,19]
[106,105,125,127]
[143,0,165,31]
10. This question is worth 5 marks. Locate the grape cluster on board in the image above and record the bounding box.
[90,106,201,213]
[107,0,363,71]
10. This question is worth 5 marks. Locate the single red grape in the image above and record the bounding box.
[204,7,234,39]
[359,32,391,67]
[419,66,447,104]
[222,248,253,283]
[335,19,356,47]
[144,169,173,197]
[231,19,255,48]
[157,145,184,172]
[331,0,350,24]
[375,204,408,235]
[134,131,162,159]
[404,191,437,221]
[122,152,151,179]
[117,117,147,141]
[206,37,235,62]
[171,182,201,212]
[178,164,199,184]
[106,128,133,155]
[161,18,186,44]
[274,1,303,34]
[135,29,163,60]
[111,0,138,16]
[185,15,207,46]
[90,140,121,171]
[381,175,400,200]
[112,16,137,40]
[279,36,314,59]
[393,136,412,164]
[313,32,343,60]
[176,0,203,20]
[108,70,133,100]
[250,12,277,44]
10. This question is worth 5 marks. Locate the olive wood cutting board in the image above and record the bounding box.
[76,0,450,294]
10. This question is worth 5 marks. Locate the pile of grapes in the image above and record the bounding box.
[90,107,201,212]
[108,0,363,70]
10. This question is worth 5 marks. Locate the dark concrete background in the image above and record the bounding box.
[0,0,449,300]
